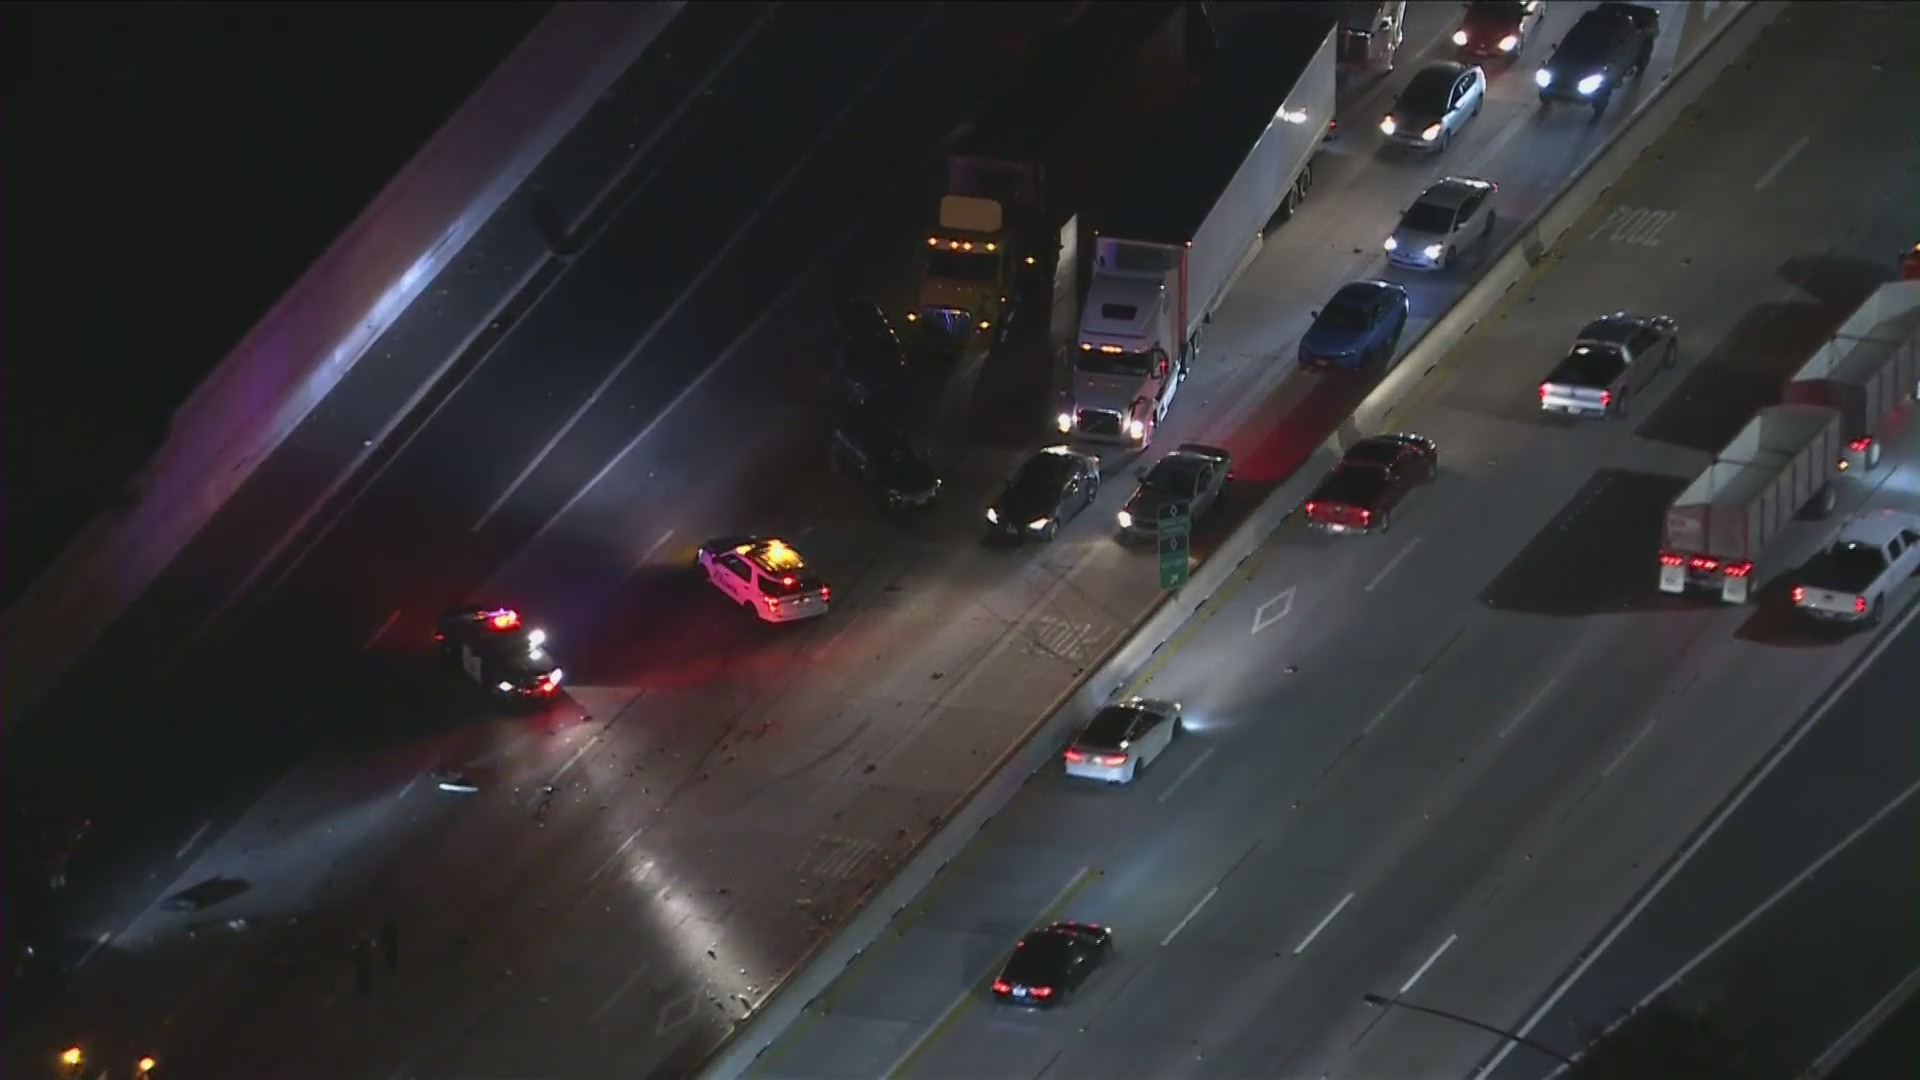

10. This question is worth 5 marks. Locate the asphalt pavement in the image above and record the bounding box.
[13,2,1903,1078]
[750,3,1920,1078]
[1481,616,1918,1079]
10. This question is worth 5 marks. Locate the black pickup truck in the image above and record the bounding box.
[1533,2,1659,119]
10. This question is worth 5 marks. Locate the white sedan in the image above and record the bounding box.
[1062,698,1183,785]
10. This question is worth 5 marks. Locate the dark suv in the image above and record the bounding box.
[823,298,910,407]
[1533,2,1658,119]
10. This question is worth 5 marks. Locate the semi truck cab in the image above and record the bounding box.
[908,195,1025,353]
[1057,272,1186,447]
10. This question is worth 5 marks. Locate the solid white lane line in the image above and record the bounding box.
[361,609,402,651]
[1806,967,1920,1079]
[175,820,212,860]
[1364,676,1421,734]
[1293,892,1357,955]
[1162,886,1220,947]
[548,735,602,791]
[1478,601,1920,1080]
[589,828,647,885]
[1399,933,1458,995]
[1753,134,1810,191]
[1543,779,1920,1079]
[1601,715,1661,777]
[1365,536,1423,593]
[472,12,943,537]
[590,962,654,1026]
[636,529,675,571]
[1156,747,1217,805]
[1498,678,1559,740]
[76,931,113,970]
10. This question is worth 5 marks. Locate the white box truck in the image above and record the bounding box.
[1658,404,1845,604]
[1058,13,1336,447]
[1781,280,1919,472]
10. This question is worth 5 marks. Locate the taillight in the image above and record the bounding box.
[820,586,831,602]
[1689,555,1719,572]
[1723,561,1752,578]
[1849,436,1874,452]
[1658,552,1686,567]
[1854,595,1868,614]
[992,980,1011,994]
[1064,748,1085,763]
[1097,754,1129,767]
[1599,390,1613,407]
[1030,986,1054,999]
[1538,384,1549,400]
[1304,500,1318,516]
[1358,508,1372,525]
[1791,585,1805,604]
[765,596,780,609]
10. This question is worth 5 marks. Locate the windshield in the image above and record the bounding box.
[1401,201,1457,235]
[1316,301,1371,333]
[1397,70,1453,115]
[1076,350,1154,377]
[1466,1,1528,21]
[925,249,998,283]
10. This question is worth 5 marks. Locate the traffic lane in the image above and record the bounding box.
[9,1,766,756]
[1477,615,1920,1080]
[1828,991,1920,1080]
[802,4,1912,1068]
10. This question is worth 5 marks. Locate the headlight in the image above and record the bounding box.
[1126,419,1147,441]
[1383,236,1399,252]
[1577,73,1605,96]
[1379,115,1396,136]
[1498,34,1519,52]
[527,629,547,648]
[1117,510,1134,529]
[1421,122,1443,142]
[1056,412,1074,433]
[1423,243,1445,260]
[547,669,564,687]
[986,508,999,524]
[1534,68,1553,88]
[1452,29,1469,46]
[905,311,918,322]
[1028,517,1051,531]
[496,681,514,692]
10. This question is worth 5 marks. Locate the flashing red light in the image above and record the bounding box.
[765,596,780,608]
[1723,562,1752,578]
[486,609,521,631]
[1791,585,1805,604]
[1064,748,1086,763]
[1849,436,1874,452]
[1030,986,1054,999]
[992,980,1011,994]
[1854,594,1869,614]
[1599,390,1613,407]
[1658,552,1686,567]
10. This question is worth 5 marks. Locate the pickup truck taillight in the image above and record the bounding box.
[1854,595,1869,614]
[1599,390,1613,407]
[1791,585,1805,604]
[1537,384,1549,400]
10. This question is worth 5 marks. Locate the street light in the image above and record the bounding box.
[1362,992,1575,1066]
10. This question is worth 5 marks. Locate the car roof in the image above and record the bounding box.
[1332,279,1399,306]
[733,539,809,575]
[1836,509,1920,547]
[1400,61,1470,104]
[1416,176,1494,211]
[1346,436,1414,464]
[1576,312,1651,345]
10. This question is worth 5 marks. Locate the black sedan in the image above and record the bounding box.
[1301,434,1438,534]
[435,606,564,699]
[1116,443,1232,542]
[991,921,1113,1007]
[830,412,941,510]
[986,445,1101,542]
[823,297,911,406]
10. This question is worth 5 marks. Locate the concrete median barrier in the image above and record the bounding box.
[1,2,684,731]
[698,3,1786,1076]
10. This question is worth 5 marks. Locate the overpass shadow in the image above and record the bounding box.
[1480,468,1693,616]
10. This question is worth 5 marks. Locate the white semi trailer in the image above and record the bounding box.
[1058,12,1336,448]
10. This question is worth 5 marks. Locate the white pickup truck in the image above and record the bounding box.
[1791,509,1920,626]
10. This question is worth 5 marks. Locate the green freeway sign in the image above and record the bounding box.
[1157,503,1191,590]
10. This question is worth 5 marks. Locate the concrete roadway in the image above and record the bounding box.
[756,3,1920,1078]
[1480,613,1917,1079]
[2,2,1781,1078]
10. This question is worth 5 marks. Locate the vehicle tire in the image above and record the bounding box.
[1377,510,1392,534]
[1636,42,1652,73]
[1299,162,1315,198]
[1866,440,1883,470]
[1612,391,1630,419]
[1485,211,1497,244]
[1539,93,1554,107]
[1438,129,1452,153]
[1172,715,1184,737]
[1663,341,1678,369]
[1086,476,1100,506]
[1869,596,1885,626]
[1042,520,1060,543]
[1443,245,1456,269]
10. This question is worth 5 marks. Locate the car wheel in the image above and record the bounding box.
[1443,245,1456,269]
[1662,341,1678,369]
[1484,212,1497,244]
[1426,459,1439,483]
[1377,510,1392,533]
[1086,477,1100,507]
[1172,715,1185,737]
[1613,391,1630,419]
[1866,440,1883,470]
[1438,129,1452,153]
[1043,520,1060,542]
